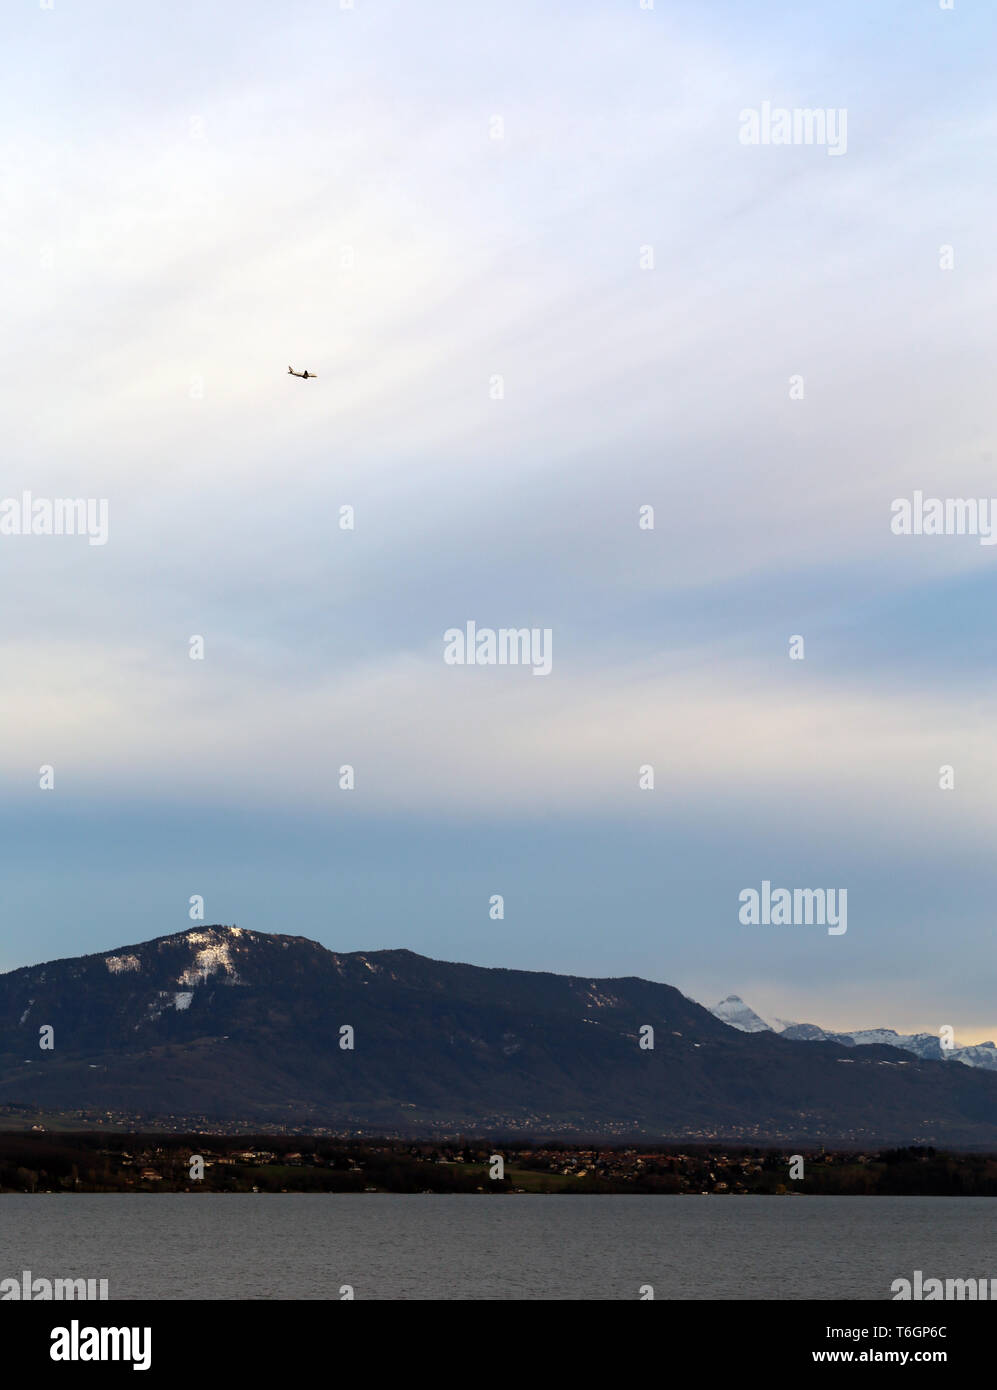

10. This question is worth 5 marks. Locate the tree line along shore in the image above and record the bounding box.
[2,1134,997,1195]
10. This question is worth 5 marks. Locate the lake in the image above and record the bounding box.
[2,1194,994,1299]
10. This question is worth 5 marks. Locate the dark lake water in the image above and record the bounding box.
[2,1194,995,1299]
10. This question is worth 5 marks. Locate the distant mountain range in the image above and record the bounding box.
[709,995,997,1072]
[2,927,997,1143]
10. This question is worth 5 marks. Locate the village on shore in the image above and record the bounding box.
[2,1133,995,1195]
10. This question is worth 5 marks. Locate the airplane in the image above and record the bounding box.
[288,366,317,379]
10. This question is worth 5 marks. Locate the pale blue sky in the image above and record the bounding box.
[2,0,996,1041]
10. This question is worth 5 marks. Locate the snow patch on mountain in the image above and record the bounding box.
[582,983,621,1009]
[176,931,241,986]
[105,954,141,974]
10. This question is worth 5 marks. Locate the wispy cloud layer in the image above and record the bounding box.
[3,0,996,1039]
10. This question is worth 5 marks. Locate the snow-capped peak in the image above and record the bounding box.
[710,994,997,1071]
[710,995,774,1033]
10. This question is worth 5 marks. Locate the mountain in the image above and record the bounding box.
[710,998,997,1073]
[3,926,997,1142]
[710,995,774,1033]
[708,996,802,1037]
[953,1043,997,1072]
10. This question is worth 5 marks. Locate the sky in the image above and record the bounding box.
[1,0,996,1042]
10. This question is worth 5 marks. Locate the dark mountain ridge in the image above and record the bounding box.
[1,925,995,1143]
